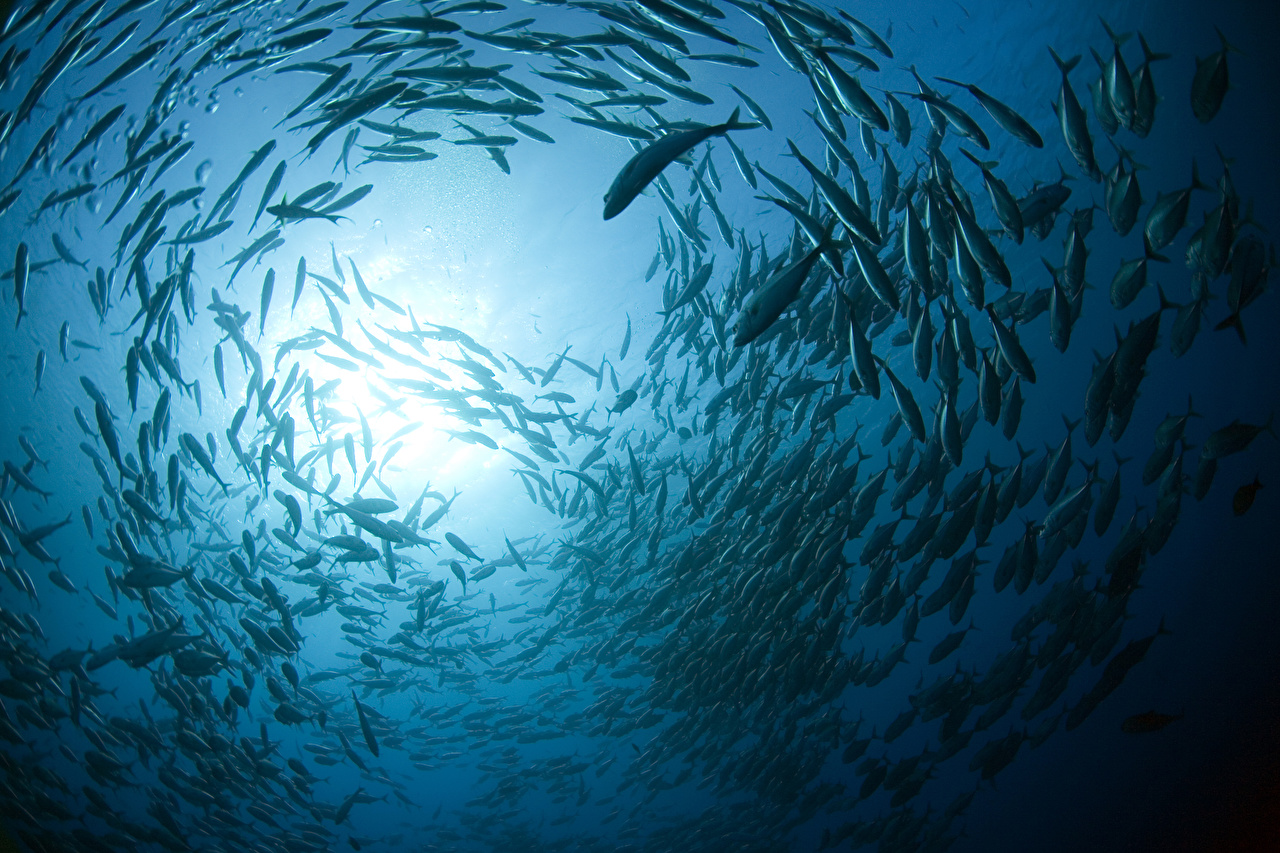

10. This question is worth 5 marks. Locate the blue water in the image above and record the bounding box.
[1,0,1278,850]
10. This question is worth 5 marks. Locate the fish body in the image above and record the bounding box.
[936,76,1043,148]
[1191,28,1234,123]
[1202,417,1274,461]
[1048,48,1100,181]
[603,108,756,219]
[734,226,833,346]
[986,307,1036,384]
[13,242,28,328]
[1232,477,1263,515]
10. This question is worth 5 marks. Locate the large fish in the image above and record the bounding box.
[603,108,757,219]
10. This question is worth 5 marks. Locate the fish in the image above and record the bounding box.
[733,222,834,346]
[251,160,287,231]
[1143,161,1209,254]
[603,108,757,219]
[352,691,380,757]
[986,307,1037,384]
[895,87,990,150]
[12,242,28,328]
[935,76,1043,148]
[59,105,126,168]
[960,150,1024,243]
[1048,47,1101,181]
[1214,235,1270,343]
[1201,416,1275,461]
[1191,27,1236,123]
[1232,477,1263,515]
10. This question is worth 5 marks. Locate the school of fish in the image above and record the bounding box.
[0,1,1274,852]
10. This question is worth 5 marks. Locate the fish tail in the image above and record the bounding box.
[1047,47,1080,76]
[1138,33,1171,64]
[1190,158,1209,192]
[1213,310,1246,343]
[959,147,989,171]
[1216,25,1241,55]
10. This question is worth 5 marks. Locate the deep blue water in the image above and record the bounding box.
[0,0,1278,851]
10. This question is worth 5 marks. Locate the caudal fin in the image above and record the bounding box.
[1213,310,1247,344]
[1048,47,1081,76]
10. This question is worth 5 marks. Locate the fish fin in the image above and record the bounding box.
[1097,17,1131,47]
[1138,33,1171,63]
[1190,158,1209,192]
[1238,198,1266,235]
[1047,47,1080,76]
[722,106,743,129]
[959,147,998,171]
[1215,26,1241,55]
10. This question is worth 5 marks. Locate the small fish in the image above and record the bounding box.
[267,197,348,224]
[609,389,638,415]
[1190,27,1236,123]
[33,350,45,396]
[935,76,1043,148]
[446,532,481,562]
[13,242,28,328]
[1048,47,1101,181]
[351,691,379,757]
[1232,477,1262,515]
[986,306,1037,384]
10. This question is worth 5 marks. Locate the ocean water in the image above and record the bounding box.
[0,0,1278,851]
